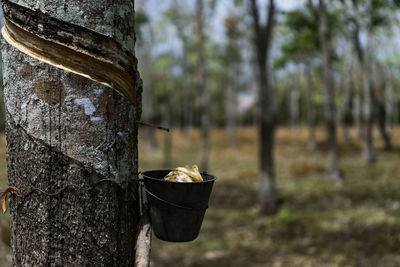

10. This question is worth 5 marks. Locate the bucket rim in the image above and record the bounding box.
[141,169,217,184]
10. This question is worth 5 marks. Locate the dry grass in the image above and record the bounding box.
[140,126,400,267]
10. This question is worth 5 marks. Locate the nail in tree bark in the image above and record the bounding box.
[1,0,143,265]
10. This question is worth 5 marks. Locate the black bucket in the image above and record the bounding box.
[142,170,216,242]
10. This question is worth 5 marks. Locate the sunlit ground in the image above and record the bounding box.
[0,127,399,266]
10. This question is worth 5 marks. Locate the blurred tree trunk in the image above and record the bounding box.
[226,75,237,149]
[353,91,362,139]
[250,0,279,215]
[385,73,396,132]
[1,0,141,266]
[162,105,172,168]
[376,98,392,150]
[305,66,316,150]
[341,65,353,144]
[171,0,192,136]
[316,0,341,181]
[361,42,375,163]
[225,16,240,150]
[350,0,376,164]
[141,53,158,151]
[290,88,299,133]
[372,63,392,150]
[197,0,210,172]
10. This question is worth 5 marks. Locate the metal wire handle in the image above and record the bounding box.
[144,189,208,212]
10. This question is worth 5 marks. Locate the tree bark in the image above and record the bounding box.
[1,0,142,266]
[318,0,341,181]
[250,0,278,215]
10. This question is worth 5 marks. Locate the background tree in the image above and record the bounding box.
[341,0,398,162]
[249,0,279,215]
[224,15,242,149]
[309,0,341,181]
[197,0,211,172]
[275,6,321,149]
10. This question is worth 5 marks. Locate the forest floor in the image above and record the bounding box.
[140,127,400,267]
[0,127,399,266]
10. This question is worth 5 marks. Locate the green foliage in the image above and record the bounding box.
[276,208,295,225]
[273,7,319,69]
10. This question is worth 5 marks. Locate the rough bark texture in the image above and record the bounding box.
[1,0,142,266]
[250,0,278,215]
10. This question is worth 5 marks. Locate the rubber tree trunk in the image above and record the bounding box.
[250,0,278,215]
[376,97,392,150]
[353,91,362,139]
[197,0,210,172]
[162,105,172,168]
[290,89,299,133]
[361,23,376,164]
[226,79,237,149]
[318,0,341,181]
[385,76,395,132]
[141,52,158,151]
[171,0,192,136]
[304,66,316,150]
[340,61,353,144]
[372,64,392,150]
[2,0,141,266]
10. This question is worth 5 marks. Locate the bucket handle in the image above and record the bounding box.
[145,189,208,212]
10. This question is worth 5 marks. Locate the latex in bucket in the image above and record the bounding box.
[142,170,216,242]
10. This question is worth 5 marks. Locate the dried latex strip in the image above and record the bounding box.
[1,0,138,105]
